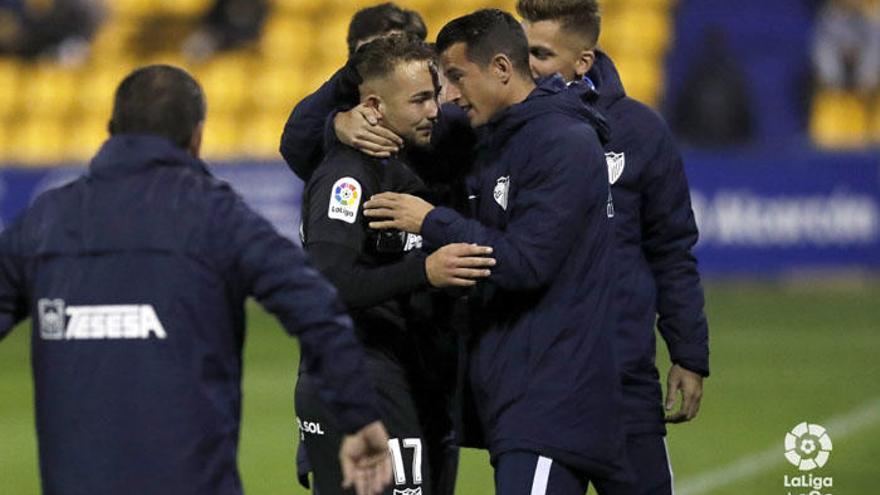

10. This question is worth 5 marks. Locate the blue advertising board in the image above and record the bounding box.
[685,150,880,275]
[0,151,878,276]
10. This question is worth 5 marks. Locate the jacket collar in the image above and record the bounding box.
[89,134,211,179]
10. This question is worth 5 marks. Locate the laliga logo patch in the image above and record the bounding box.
[605,152,625,185]
[494,176,510,211]
[328,177,361,224]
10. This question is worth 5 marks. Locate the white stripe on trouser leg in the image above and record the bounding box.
[664,438,675,495]
[530,456,553,495]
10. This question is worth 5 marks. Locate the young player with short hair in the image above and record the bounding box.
[516,1,711,493]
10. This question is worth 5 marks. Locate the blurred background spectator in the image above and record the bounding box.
[182,0,269,63]
[813,0,880,94]
[669,27,754,148]
[0,0,104,66]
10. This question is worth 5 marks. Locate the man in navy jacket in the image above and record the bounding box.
[0,65,391,495]
[517,1,711,493]
[363,10,628,493]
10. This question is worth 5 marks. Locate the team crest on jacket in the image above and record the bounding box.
[605,152,625,185]
[328,177,361,224]
[494,176,510,211]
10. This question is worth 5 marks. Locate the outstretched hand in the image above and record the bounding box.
[363,192,435,234]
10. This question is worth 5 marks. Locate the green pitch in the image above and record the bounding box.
[1,281,878,494]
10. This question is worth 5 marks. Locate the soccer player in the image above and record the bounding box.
[280,2,428,181]
[0,65,392,495]
[295,35,494,495]
[516,1,710,493]
[363,10,630,493]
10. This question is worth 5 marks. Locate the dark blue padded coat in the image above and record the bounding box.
[420,77,627,479]
[586,51,710,435]
[0,135,379,495]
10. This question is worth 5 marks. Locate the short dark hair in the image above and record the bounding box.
[516,0,601,47]
[435,9,531,78]
[109,65,206,149]
[354,33,437,83]
[347,2,428,55]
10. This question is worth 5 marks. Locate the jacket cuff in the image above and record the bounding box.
[403,250,429,288]
[421,207,459,249]
[669,343,710,377]
[338,405,382,435]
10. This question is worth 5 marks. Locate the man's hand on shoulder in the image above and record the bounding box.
[664,364,704,424]
[425,243,495,288]
[339,420,392,495]
[335,104,403,158]
[363,192,434,234]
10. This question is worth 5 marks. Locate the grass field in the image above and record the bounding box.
[1,281,878,494]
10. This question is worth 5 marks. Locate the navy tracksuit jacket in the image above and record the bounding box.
[420,77,627,479]
[0,135,379,495]
[586,52,710,435]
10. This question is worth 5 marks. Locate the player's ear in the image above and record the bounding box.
[491,54,513,84]
[363,94,385,119]
[188,121,204,159]
[574,49,596,79]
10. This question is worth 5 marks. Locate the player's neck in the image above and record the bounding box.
[505,76,537,107]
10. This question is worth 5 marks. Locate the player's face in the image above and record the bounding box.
[377,59,439,147]
[522,20,590,82]
[440,42,507,127]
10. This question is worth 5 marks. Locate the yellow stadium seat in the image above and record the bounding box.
[870,95,880,144]
[0,58,21,120]
[611,54,662,107]
[0,120,9,164]
[20,64,79,118]
[202,114,240,160]
[250,66,307,112]
[110,0,158,18]
[238,112,291,159]
[602,6,671,57]
[65,117,109,163]
[76,65,132,119]
[90,22,140,67]
[811,89,869,149]
[260,16,314,65]
[272,0,324,16]
[155,0,211,17]
[9,117,65,165]
[315,16,351,65]
[196,55,249,115]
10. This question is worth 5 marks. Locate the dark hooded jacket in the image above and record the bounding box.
[585,51,710,435]
[419,76,627,478]
[0,135,378,495]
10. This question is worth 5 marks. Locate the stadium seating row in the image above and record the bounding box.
[810,89,880,149]
[0,0,672,164]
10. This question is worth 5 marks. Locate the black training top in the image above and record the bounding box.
[301,144,440,377]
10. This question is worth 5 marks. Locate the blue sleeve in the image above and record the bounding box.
[421,125,603,291]
[214,187,380,433]
[641,126,710,377]
[0,219,28,341]
[279,68,347,182]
